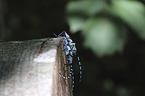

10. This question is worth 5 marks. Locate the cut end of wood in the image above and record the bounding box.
[0,38,73,96]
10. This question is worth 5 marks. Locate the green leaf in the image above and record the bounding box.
[110,0,145,39]
[82,17,127,57]
[66,0,107,33]
[67,16,85,33]
[66,0,106,16]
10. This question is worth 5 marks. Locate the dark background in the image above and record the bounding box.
[0,0,145,96]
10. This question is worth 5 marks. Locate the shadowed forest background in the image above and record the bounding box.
[0,0,145,96]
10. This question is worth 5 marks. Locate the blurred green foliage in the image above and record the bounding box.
[116,86,130,96]
[66,0,145,57]
[103,79,114,91]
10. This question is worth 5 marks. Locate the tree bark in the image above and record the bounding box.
[0,38,73,96]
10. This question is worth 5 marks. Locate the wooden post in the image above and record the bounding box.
[55,38,73,96]
[0,38,73,96]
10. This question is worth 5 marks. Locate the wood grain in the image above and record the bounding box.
[0,38,73,96]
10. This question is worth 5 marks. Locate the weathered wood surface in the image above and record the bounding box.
[0,38,73,96]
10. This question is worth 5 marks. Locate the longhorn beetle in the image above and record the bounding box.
[54,31,82,92]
